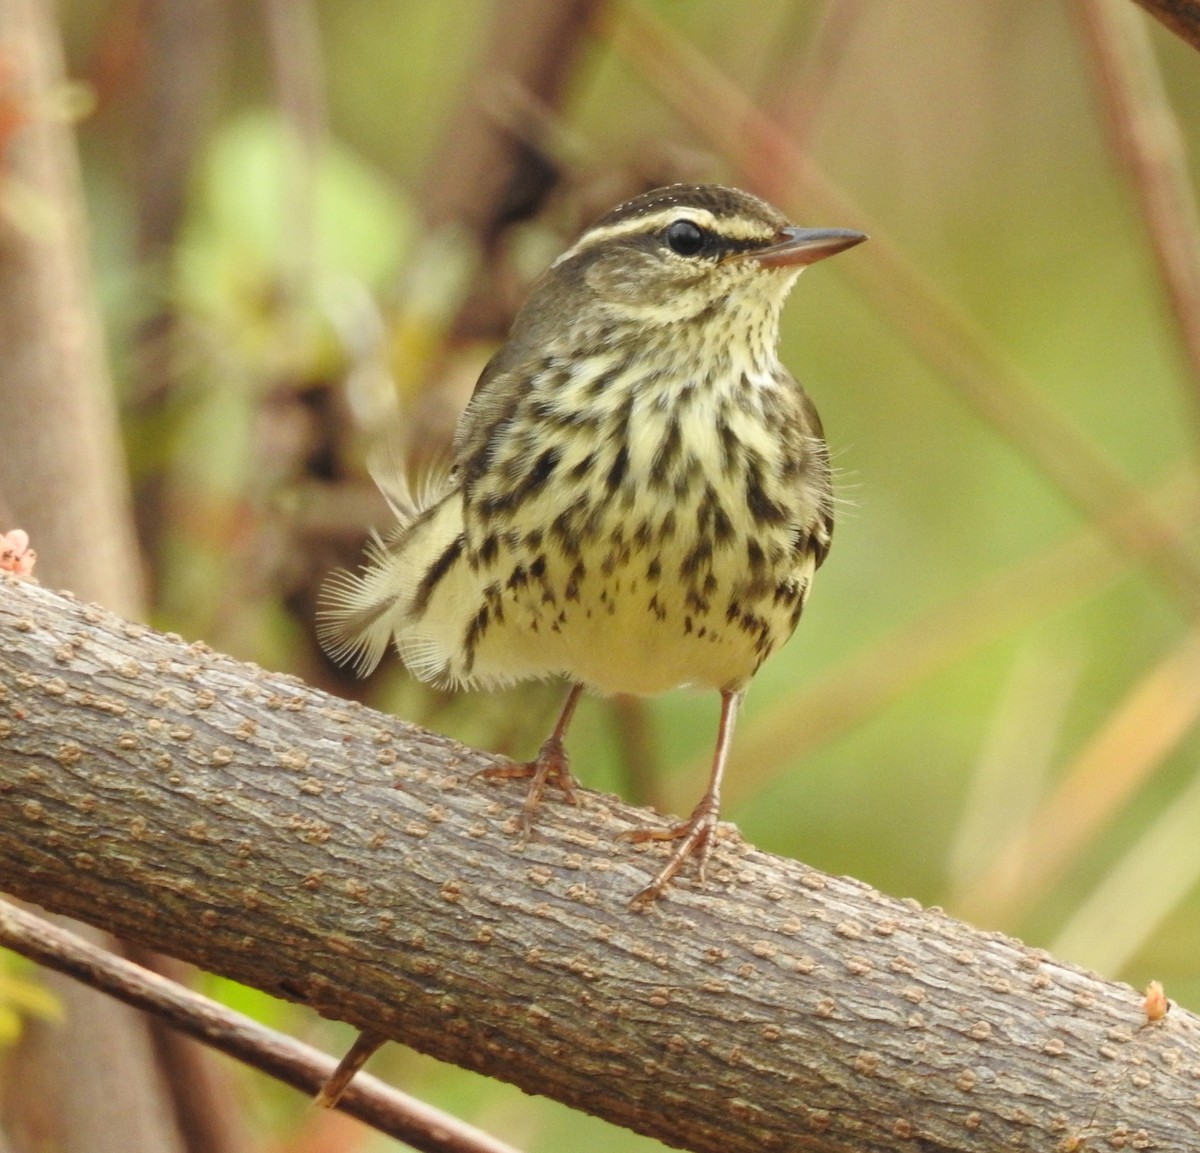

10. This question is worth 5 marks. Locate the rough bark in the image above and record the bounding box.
[1,575,1198,1153]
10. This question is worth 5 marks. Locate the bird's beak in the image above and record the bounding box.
[750,227,867,270]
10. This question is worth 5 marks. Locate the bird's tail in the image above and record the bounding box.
[317,453,464,681]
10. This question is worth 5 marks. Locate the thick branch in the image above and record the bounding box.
[1,575,1197,1153]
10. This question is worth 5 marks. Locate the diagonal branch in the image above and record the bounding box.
[1,575,1198,1153]
[0,901,520,1153]
[1078,0,1200,447]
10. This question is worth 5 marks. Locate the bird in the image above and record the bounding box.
[319,183,865,905]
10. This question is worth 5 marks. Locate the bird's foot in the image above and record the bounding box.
[621,797,722,907]
[475,735,579,840]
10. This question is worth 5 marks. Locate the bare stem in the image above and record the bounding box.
[0,901,522,1153]
[1077,0,1200,451]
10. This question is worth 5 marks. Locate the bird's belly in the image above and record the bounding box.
[534,577,768,695]
[467,517,812,696]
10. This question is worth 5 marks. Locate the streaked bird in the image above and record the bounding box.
[321,183,865,904]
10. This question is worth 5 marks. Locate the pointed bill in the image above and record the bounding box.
[748,226,867,269]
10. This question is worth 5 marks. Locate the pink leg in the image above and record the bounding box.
[625,689,743,906]
[477,683,585,838]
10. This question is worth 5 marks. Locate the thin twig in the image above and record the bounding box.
[1134,0,1200,52]
[1077,0,1200,450]
[0,902,522,1153]
[313,1030,387,1109]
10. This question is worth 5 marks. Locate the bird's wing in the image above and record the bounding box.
[449,348,525,485]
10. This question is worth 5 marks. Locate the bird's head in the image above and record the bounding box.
[531,184,865,335]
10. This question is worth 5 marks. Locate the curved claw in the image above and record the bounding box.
[624,803,721,908]
[475,735,580,840]
[473,683,585,841]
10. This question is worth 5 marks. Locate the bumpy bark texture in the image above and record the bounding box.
[1,576,1198,1153]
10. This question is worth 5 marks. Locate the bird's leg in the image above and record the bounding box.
[625,689,743,906]
[476,683,585,837]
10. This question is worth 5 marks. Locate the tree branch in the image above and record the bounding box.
[0,901,519,1153]
[1,575,1198,1152]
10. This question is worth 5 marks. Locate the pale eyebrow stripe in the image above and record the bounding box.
[551,207,772,267]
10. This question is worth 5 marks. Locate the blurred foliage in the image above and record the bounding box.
[8,0,1197,1150]
[0,953,61,1046]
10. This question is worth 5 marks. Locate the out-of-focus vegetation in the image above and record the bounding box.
[8,1,1199,1149]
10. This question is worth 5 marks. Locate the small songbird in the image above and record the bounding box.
[320,184,864,904]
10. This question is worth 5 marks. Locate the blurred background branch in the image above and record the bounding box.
[1135,0,1200,50]
[1080,0,1200,443]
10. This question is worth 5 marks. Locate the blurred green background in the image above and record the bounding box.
[8,1,1200,1150]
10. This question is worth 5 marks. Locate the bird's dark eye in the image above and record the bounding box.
[665,219,706,257]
